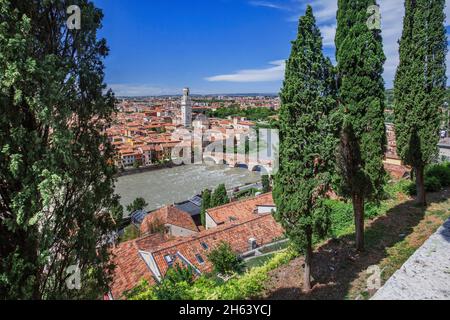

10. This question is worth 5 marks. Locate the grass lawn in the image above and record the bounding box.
[245,254,277,270]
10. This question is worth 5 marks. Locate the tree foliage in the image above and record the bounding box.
[153,265,195,300]
[207,242,244,276]
[0,0,121,299]
[207,106,277,121]
[393,0,447,205]
[334,0,387,251]
[262,175,271,193]
[273,6,336,289]
[210,184,229,208]
[126,197,148,214]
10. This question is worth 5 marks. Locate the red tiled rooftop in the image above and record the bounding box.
[207,193,274,225]
[109,233,167,299]
[140,206,199,235]
[150,214,284,277]
[384,163,411,179]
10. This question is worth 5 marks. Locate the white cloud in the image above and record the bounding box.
[205,60,286,83]
[320,24,336,47]
[249,1,291,11]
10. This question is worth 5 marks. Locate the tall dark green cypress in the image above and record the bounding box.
[394,0,447,206]
[210,184,229,208]
[335,0,387,251]
[273,6,336,291]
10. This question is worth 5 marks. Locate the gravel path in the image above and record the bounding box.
[372,219,450,300]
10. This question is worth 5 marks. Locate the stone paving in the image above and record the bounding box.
[372,219,450,300]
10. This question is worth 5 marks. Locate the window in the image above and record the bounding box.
[164,255,174,266]
[201,242,209,250]
[195,254,205,264]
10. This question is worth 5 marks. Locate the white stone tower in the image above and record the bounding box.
[181,87,192,128]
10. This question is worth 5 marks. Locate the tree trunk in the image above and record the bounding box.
[415,166,427,206]
[303,232,313,292]
[352,193,365,252]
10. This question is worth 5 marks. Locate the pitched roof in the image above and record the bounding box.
[109,233,167,299]
[109,194,283,300]
[207,193,274,225]
[149,213,284,277]
[140,205,199,235]
[384,163,411,179]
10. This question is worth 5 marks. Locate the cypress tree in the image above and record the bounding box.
[394,0,447,206]
[0,1,121,299]
[273,6,336,291]
[211,184,229,208]
[262,175,271,193]
[335,0,387,251]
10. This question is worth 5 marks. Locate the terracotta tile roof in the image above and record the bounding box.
[140,206,199,235]
[109,233,167,299]
[384,163,411,179]
[150,213,284,277]
[237,121,255,126]
[207,193,274,225]
[109,195,283,300]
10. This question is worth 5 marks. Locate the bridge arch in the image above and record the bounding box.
[234,163,249,170]
[251,165,269,174]
[203,155,228,166]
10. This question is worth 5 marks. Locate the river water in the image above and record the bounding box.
[115,164,261,215]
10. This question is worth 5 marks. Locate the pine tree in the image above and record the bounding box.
[126,198,148,214]
[0,1,121,299]
[335,0,387,251]
[210,184,229,208]
[394,0,447,206]
[200,189,211,227]
[273,6,336,291]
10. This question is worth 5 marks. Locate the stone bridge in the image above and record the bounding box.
[203,152,274,174]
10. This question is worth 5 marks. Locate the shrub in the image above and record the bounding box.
[326,198,389,237]
[365,203,383,219]
[234,188,258,200]
[406,182,417,196]
[405,176,442,196]
[326,200,353,237]
[425,176,442,192]
[211,184,230,207]
[129,250,297,300]
[188,250,296,300]
[262,175,271,193]
[153,265,195,300]
[144,217,166,235]
[383,179,412,199]
[426,163,450,187]
[120,225,140,242]
[208,242,244,276]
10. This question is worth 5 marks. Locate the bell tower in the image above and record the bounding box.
[181,88,192,128]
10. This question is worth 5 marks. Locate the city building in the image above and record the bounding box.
[140,205,199,237]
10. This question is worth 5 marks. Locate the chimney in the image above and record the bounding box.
[248,238,257,251]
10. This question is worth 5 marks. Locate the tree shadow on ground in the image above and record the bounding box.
[263,190,450,300]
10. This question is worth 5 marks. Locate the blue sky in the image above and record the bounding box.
[94,0,450,96]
